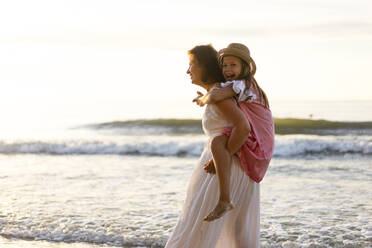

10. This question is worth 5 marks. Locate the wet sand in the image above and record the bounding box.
[0,236,110,248]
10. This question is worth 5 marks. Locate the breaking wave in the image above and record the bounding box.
[1,135,371,157]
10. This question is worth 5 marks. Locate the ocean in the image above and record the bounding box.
[0,100,371,247]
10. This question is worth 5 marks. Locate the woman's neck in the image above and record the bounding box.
[204,82,219,92]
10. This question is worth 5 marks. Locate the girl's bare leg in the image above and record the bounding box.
[203,135,234,222]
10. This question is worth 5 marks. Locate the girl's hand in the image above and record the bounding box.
[203,159,216,174]
[192,91,206,106]
[192,91,211,106]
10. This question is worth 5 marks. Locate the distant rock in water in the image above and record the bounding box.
[274,118,372,135]
[76,118,372,136]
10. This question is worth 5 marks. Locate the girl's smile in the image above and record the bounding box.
[222,55,243,81]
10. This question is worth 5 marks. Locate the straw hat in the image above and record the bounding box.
[218,43,251,66]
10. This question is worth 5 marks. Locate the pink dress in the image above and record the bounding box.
[221,80,275,183]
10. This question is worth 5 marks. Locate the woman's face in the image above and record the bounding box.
[187,54,204,86]
[222,55,243,81]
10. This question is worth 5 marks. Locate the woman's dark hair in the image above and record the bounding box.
[188,45,225,84]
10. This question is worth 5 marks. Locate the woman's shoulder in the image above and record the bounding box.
[212,97,240,118]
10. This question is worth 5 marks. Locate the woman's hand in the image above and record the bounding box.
[203,159,216,174]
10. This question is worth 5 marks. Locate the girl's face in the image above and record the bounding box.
[187,54,204,86]
[222,55,243,81]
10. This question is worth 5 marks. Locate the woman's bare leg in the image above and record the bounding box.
[204,135,234,222]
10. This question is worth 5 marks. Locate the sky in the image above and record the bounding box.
[0,0,371,128]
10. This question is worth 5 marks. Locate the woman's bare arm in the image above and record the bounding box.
[214,98,250,155]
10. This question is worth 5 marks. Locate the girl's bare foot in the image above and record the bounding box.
[203,201,234,222]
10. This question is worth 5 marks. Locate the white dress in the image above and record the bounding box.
[165,104,260,248]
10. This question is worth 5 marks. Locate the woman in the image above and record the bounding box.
[164,45,260,248]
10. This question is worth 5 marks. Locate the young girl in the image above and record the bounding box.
[193,43,275,222]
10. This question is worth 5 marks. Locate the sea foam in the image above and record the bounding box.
[0,135,371,157]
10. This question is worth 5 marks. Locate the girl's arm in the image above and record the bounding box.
[214,98,250,155]
[193,86,235,106]
[208,85,236,104]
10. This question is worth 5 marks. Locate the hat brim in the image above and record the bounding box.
[218,47,251,66]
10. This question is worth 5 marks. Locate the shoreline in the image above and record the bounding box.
[0,236,114,248]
